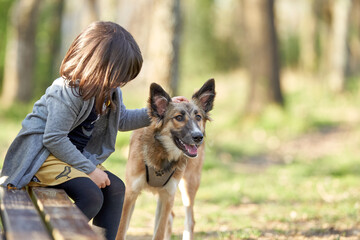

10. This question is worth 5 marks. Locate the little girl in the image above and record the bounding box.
[0,21,185,240]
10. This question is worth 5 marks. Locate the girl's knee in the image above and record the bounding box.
[87,187,104,206]
[79,186,104,219]
[115,177,125,194]
[112,178,126,200]
[104,172,126,202]
[58,178,105,219]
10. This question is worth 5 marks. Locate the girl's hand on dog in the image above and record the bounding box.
[88,168,111,188]
[172,96,189,103]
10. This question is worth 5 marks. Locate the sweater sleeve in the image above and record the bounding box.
[42,86,97,174]
[117,89,151,131]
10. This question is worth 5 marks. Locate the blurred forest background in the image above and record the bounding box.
[1,0,360,239]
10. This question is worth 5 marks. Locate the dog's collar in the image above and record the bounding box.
[145,161,176,188]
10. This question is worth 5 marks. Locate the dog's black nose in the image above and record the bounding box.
[192,133,203,143]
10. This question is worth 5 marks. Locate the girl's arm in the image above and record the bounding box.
[117,90,188,131]
[117,89,151,131]
[42,86,97,175]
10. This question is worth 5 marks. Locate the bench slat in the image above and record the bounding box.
[0,188,51,240]
[30,187,103,240]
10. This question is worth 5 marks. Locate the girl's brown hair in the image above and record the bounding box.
[60,21,143,115]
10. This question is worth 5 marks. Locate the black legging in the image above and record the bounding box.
[53,171,125,240]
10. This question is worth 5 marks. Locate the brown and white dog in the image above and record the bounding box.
[116,79,215,240]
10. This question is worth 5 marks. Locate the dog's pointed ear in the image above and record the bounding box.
[149,83,172,119]
[192,78,216,113]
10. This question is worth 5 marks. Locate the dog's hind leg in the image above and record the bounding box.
[178,179,196,240]
[165,211,175,240]
[116,190,139,240]
[179,170,202,240]
[179,146,205,240]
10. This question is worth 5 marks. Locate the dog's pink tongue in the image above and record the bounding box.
[185,144,198,155]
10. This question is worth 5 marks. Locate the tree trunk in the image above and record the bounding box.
[60,0,99,59]
[242,0,283,115]
[1,0,40,105]
[147,0,182,95]
[299,0,316,72]
[328,0,351,92]
[116,0,153,83]
[49,0,64,81]
[349,0,360,77]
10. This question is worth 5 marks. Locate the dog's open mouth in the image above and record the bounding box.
[174,137,198,158]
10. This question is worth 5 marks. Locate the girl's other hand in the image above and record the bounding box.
[172,96,189,103]
[88,168,111,188]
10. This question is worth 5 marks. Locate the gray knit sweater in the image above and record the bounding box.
[0,78,150,188]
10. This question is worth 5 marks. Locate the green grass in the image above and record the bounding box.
[1,70,360,239]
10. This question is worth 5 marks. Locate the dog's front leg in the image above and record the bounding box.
[153,190,175,240]
[116,190,139,240]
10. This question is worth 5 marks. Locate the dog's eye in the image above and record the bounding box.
[195,115,202,121]
[175,115,184,121]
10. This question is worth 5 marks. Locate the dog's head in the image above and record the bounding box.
[148,79,215,159]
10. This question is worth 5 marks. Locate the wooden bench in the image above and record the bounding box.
[0,187,104,240]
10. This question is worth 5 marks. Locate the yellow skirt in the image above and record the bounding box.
[28,154,106,187]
